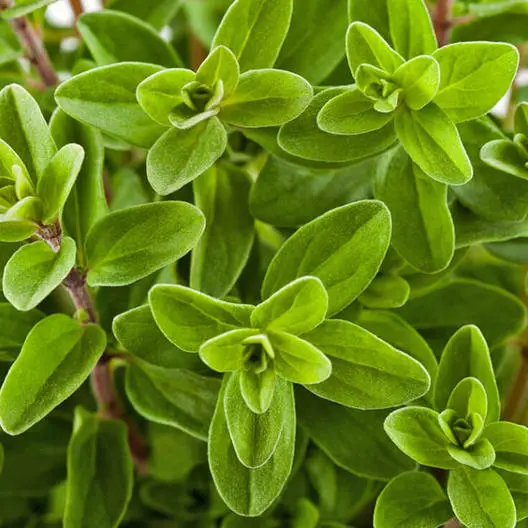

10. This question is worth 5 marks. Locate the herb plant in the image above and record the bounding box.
[0,0,527,527]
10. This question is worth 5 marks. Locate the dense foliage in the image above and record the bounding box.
[0,0,527,526]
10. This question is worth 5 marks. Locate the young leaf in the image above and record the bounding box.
[384,407,458,469]
[447,439,496,470]
[36,144,85,224]
[77,11,180,68]
[125,363,220,441]
[394,104,473,185]
[212,0,293,71]
[480,139,528,181]
[3,237,76,311]
[0,314,106,435]
[196,45,240,99]
[435,325,500,423]
[447,377,488,422]
[386,0,437,59]
[224,371,286,468]
[85,201,205,287]
[251,276,328,336]
[297,389,417,480]
[433,42,519,123]
[209,377,296,516]
[262,200,391,316]
[190,163,254,299]
[485,422,528,475]
[374,471,453,528]
[302,319,430,409]
[447,468,516,528]
[0,216,37,242]
[346,22,404,75]
[220,69,312,128]
[64,407,133,528]
[146,119,227,195]
[55,63,166,148]
[149,284,254,352]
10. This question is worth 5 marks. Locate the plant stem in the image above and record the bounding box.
[504,346,528,422]
[433,0,453,47]
[444,519,461,528]
[69,0,84,21]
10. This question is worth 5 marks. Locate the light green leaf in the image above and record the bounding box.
[374,146,454,273]
[480,139,528,180]
[55,63,166,148]
[77,11,180,68]
[209,377,295,516]
[374,471,453,528]
[1,0,58,19]
[394,103,473,185]
[108,0,182,30]
[435,325,500,423]
[433,42,519,123]
[240,366,277,415]
[146,118,227,195]
[447,439,496,470]
[485,421,528,475]
[224,371,286,468]
[0,314,106,434]
[191,163,254,298]
[221,69,312,128]
[0,302,43,361]
[0,215,37,242]
[262,200,391,316]
[85,201,205,287]
[3,237,76,311]
[302,319,430,409]
[251,276,328,336]
[197,45,240,99]
[497,470,528,521]
[125,362,220,441]
[387,0,437,59]
[348,0,391,42]
[64,407,133,528]
[384,407,458,469]
[0,137,30,184]
[447,377,488,423]
[149,284,253,352]
[317,86,394,135]
[447,467,516,528]
[346,22,404,75]
[212,0,293,71]
[297,389,416,480]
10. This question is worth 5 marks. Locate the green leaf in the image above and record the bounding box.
[112,305,202,370]
[384,407,458,469]
[1,0,58,19]
[212,0,293,71]
[224,371,286,468]
[251,276,328,336]
[136,68,196,126]
[317,86,394,135]
[393,55,440,111]
[108,0,182,30]
[85,201,205,287]
[3,237,76,311]
[395,278,527,348]
[0,137,30,184]
[394,104,473,185]
[64,407,133,528]
[55,63,166,148]
[374,471,453,528]
[146,118,227,195]
[497,470,528,521]
[262,200,391,316]
[209,377,296,516]
[125,362,220,441]
[36,144,84,224]
[221,69,312,128]
[435,325,500,423]
[190,163,254,298]
[447,438,496,470]
[303,319,430,409]
[447,377,488,423]
[480,139,528,181]
[196,45,240,99]
[346,22,404,75]
[387,0,437,59]
[297,389,416,480]
[50,110,108,267]
[0,314,106,434]
[433,43,519,123]
[278,87,397,164]
[240,366,277,415]
[0,302,43,361]
[374,146,454,273]
[447,467,516,528]
[451,12,528,45]
[0,84,56,183]
[77,11,180,68]
[276,0,348,85]
[149,284,253,352]
[0,216,37,242]
[485,421,528,475]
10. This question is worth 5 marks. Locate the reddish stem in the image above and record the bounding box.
[433,0,453,47]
